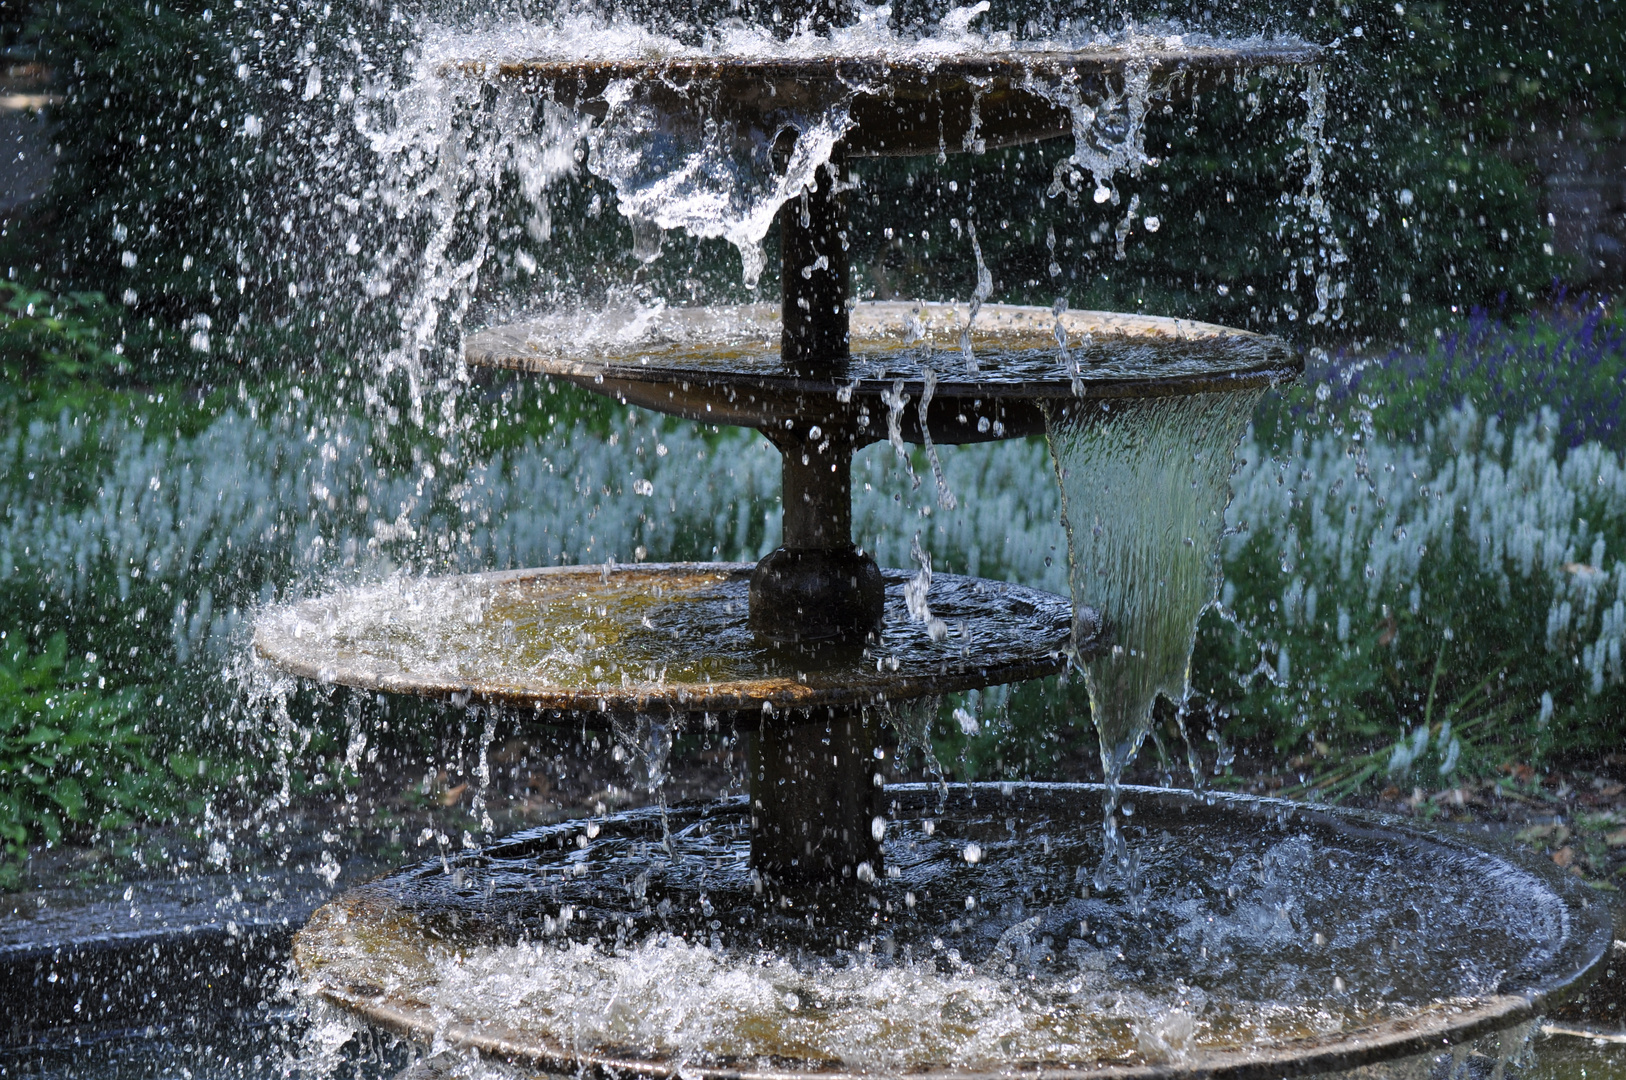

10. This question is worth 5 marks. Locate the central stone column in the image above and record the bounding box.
[751,705,882,882]
[746,144,887,883]
[748,429,884,645]
[780,155,850,369]
[749,150,883,647]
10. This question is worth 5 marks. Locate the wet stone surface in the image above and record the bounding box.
[253,564,1075,717]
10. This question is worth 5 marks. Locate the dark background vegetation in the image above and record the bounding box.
[0,0,1624,880]
[4,0,1623,381]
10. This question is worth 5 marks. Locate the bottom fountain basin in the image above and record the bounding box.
[251,563,1077,717]
[295,783,1610,1080]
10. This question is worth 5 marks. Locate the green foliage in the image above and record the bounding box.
[0,632,158,883]
[1313,298,1626,452]
[925,676,1095,783]
[0,281,125,380]
[1,0,299,379]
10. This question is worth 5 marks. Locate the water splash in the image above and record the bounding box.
[295,785,1580,1075]
[905,532,950,642]
[1113,193,1142,261]
[472,707,497,836]
[880,379,919,488]
[354,78,586,426]
[587,81,854,288]
[917,371,957,511]
[958,223,993,373]
[1053,297,1094,397]
[1045,391,1263,885]
[614,712,677,845]
[885,696,949,800]
[1041,61,1155,203]
[1294,65,1346,326]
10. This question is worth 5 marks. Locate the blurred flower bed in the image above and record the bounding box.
[0,293,1623,886]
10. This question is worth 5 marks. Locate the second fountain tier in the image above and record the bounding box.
[257,561,1078,876]
[467,300,1297,646]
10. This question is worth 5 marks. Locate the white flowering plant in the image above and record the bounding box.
[3,299,1625,864]
[1193,330,1626,794]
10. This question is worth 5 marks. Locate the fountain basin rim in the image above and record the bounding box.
[300,782,1613,1080]
[453,42,1322,84]
[307,988,1539,1080]
[251,562,1077,720]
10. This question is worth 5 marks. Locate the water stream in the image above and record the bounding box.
[1045,391,1265,888]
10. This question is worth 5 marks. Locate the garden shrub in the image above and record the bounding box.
[0,632,160,886]
[0,281,125,381]
[1311,295,1626,453]
[1203,400,1626,795]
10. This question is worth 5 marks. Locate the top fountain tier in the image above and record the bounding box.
[452,39,1318,158]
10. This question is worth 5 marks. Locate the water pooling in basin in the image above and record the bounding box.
[294,784,1603,1077]
[1045,391,1265,887]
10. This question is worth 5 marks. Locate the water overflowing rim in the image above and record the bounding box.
[303,783,1613,1080]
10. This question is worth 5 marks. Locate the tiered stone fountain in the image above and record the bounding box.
[255,12,1609,1078]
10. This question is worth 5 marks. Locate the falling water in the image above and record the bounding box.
[916,371,957,511]
[881,378,920,489]
[1045,390,1264,886]
[904,531,950,642]
[958,223,993,373]
[614,712,676,843]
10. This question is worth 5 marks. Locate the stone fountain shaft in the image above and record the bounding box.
[749,149,890,658]
[780,152,851,369]
[752,705,882,879]
[755,157,887,874]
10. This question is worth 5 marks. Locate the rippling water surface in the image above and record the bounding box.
[294,785,1579,1073]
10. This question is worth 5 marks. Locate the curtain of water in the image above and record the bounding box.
[1044,390,1262,888]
